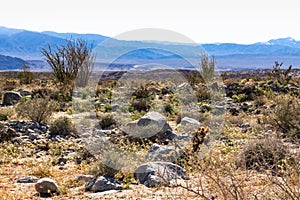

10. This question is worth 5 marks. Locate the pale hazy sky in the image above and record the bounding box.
[1,0,299,44]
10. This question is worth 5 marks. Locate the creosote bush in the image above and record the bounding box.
[237,136,291,171]
[265,94,300,140]
[50,116,77,137]
[97,112,116,129]
[15,98,58,123]
[18,63,34,85]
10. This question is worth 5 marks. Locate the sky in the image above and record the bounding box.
[1,0,300,44]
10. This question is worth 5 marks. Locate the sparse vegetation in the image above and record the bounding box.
[15,97,58,123]
[0,67,300,199]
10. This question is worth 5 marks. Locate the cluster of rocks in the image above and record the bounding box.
[8,111,198,196]
[0,120,69,144]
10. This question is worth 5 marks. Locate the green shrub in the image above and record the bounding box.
[232,93,248,103]
[15,98,58,123]
[104,103,112,112]
[18,64,34,85]
[49,116,77,136]
[265,94,300,140]
[163,103,174,115]
[269,61,292,85]
[98,113,116,129]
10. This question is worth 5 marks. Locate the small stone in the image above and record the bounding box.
[76,174,94,183]
[17,176,38,183]
[86,175,121,192]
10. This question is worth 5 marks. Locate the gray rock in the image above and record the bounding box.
[123,112,172,143]
[35,178,59,194]
[200,104,211,112]
[180,117,200,126]
[212,105,226,115]
[76,174,94,183]
[29,133,40,140]
[2,91,22,105]
[180,117,200,132]
[147,143,184,162]
[17,176,38,183]
[19,89,32,97]
[86,175,121,192]
[29,122,40,130]
[134,161,187,187]
[240,123,251,129]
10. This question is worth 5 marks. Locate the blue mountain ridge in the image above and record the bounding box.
[1,26,300,70]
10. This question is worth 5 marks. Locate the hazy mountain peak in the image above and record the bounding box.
[0,26,24,35]
[268,37,298,46]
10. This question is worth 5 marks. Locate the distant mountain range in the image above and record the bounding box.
[1,26,300,71]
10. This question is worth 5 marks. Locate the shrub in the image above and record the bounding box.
[132,85,152,99]
[200,52,215,82]
[232,93,248,103]
[18,63,34,85]
[49,116,77,137]
[0,122,18,142]
[238,137,290,171]
[269,61,292,85]
[163,103,174,115]
[15,98,58,123]
[0,107,14,121]
[265,94,300,140]
[104,103,112,112]
[97,113,116,129]
[130,99,150,112]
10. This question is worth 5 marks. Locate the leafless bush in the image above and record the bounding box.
[41,39,94,88]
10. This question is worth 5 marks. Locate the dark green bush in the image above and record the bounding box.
[98,113,116,129]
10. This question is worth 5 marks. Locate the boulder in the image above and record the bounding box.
[2,91,22,105]
[35,178,59,194]
[146,143,184,162]
[180,117,200,126]
[180,117,200,132]
[86,175,121,192]
[134,161,188,187]
[123,112,172,143]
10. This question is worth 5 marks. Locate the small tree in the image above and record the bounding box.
[200,52,215,82]
[41,39,94,88]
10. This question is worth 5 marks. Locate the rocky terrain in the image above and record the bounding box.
[0,69,299,199]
